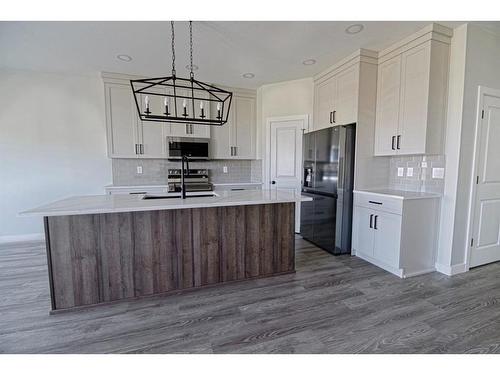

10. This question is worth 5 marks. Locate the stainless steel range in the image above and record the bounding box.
[167,168,212,193]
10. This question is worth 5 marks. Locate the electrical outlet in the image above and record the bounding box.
[407,167,414,177]
[397,167,404,177]
[223,166,228,174]
[136,166,143,174]
[421,161,428,168]
[432,167,445,179]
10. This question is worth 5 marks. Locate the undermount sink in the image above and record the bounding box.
[142,192,218,200]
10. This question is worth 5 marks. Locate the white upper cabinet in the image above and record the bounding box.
[137,92,168,158]
[373,24,452,156]
[374,56,401,156]
[105,83,139,158]
[210,88,256,159]
[313,63,359,131]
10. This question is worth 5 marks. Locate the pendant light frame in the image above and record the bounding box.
[130,21,233,126]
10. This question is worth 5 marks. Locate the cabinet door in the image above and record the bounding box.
[314,77,336,131]
[335,65,358,125]
[373,211,401,268]
[105,84,140,158]
[234,96,256,159]
[398,43,431,155]
[352,206,375,257]
[137,92,167,158]
[209,97,233,159]
[374,56,401,156]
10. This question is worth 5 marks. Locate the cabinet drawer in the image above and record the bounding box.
[354,193,403,215]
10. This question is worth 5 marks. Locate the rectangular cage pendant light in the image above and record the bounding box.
[130,76,233,126]
[130,21,233,127]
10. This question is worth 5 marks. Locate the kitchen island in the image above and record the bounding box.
[21,190,311,313]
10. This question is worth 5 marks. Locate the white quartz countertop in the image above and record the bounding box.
[354,189,441,200]
[20,189,311,217]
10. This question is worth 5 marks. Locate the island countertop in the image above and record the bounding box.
[21,189,311,217]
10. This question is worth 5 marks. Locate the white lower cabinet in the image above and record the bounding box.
[352,190,440,278]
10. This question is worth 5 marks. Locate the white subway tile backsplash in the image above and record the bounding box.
[112,158,262,186]
[388,154,445,194]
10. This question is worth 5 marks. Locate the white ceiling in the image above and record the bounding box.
[1,21,494,89]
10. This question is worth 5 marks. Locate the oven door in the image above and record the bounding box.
[167,137,209,160]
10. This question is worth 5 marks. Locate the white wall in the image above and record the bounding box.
[437,24,500,272]
[256,77,314,183]
[452,24,500,267]
[436,24,468,273]
[0,69,112,242]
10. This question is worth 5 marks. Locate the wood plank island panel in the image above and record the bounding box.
[45,203,295,312]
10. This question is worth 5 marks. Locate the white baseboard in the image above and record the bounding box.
[435,262,468,276]
[0,233,45,244]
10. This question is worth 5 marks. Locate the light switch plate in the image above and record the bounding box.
[397,167,404,177]
[432,167,445,179]
[136,165,143,174]
[223,166,228,174]
[407,167,414,177]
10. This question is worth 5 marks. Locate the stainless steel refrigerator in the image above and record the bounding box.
[300,125,355,254]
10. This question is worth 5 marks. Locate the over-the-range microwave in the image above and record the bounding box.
[167,137,210,160]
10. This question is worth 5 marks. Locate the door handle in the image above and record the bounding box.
[329,111,333,124]
[391,136,396,150]
[271,180,276,185]
[374,215,378,230]
[397,135,401,150]
[369,214,373,228]
[332,110,336,123]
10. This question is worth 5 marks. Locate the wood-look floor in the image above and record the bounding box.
[1,237,500,353]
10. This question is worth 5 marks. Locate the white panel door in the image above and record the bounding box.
[234,96,256,159]
[374,56,401,156]
[106,84,140,158]
[352,206,375,257]
[470,93,500,267]
[373,211,402,268]
[335,65,358,125]
[314,78,336,131]
[269,118,304,231]
[398,43,431,155]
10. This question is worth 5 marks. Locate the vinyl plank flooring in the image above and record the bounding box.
[2,236,500,353]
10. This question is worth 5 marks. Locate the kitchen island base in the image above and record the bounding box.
[44,203,295,312]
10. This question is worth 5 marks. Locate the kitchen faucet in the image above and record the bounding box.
[181,155,190,199]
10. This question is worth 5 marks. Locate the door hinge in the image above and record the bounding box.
[481,110,485,119]
[471,238,474,247]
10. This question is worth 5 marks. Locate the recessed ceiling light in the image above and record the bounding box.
[345,24,364,35]
[117,54,132,62]
[242,73,255,79]
[186,64,199,71]
[302,59,316,66]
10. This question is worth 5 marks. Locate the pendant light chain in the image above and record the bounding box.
[189,21,194,79]
[171,21,176,77]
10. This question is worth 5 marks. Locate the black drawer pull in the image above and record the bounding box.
[368,200,383,205]
[130,192,147,195]
[230,188,245,191]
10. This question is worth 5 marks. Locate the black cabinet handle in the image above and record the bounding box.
[135,144,138,154]
[329,111,333,124]
[332,110,336,123]
[271,180,276,185]
[397,135,401,150]
[374,215,378,230]
[391,136,396,150]
[140,144,144,154]
[369,214,373,228]
[368,200,383,205]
